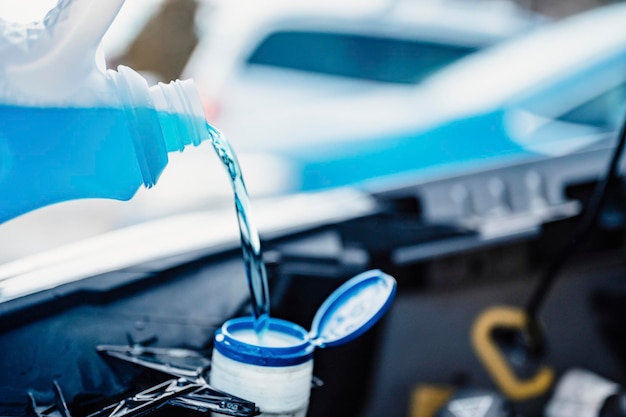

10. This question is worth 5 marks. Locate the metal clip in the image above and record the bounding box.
[97,343,259,416]
[97,344,211,383]
[86,379,259,417]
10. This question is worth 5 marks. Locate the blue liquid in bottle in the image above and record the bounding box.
[0,105,156,222]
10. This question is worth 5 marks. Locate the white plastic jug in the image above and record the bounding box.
[0,0,208,222]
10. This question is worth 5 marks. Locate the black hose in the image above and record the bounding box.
[524,110,626,352]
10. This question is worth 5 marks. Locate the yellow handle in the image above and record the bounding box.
[471,306,554,400]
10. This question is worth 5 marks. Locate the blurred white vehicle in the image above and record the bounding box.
[184,0,544,150]
[259,2,626,193]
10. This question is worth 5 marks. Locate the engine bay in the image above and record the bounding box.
[2,138,626,417]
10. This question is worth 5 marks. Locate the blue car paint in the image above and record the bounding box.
[279,111,538,191]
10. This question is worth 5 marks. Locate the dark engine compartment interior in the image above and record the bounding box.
[2,141,626,417]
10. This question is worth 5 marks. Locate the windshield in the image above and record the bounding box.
[247,31,477,84]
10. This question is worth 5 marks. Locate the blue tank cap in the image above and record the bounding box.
[213,269,396,367]
[309,269,396,348]
[214,317,314,366]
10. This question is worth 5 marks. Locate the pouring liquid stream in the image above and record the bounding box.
[206,123,271,339]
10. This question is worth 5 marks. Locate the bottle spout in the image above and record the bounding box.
[149,79,211,153]
[2,0,126,101]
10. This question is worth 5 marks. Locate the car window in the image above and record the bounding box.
[246,30,477,85]
[504,74,626,157]
[557,81,626,129]
[517,63,626,134]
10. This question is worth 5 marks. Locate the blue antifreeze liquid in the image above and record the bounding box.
[0,105,148,222]
[0,104,270,336]
[206,124,270,337]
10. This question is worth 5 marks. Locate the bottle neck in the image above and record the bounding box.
[148,79,208,153]
[108,66,208,187]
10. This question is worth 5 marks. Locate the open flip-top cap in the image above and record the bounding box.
[309,269,396,348]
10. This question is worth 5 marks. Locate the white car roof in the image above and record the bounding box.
[184,0,542,98]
